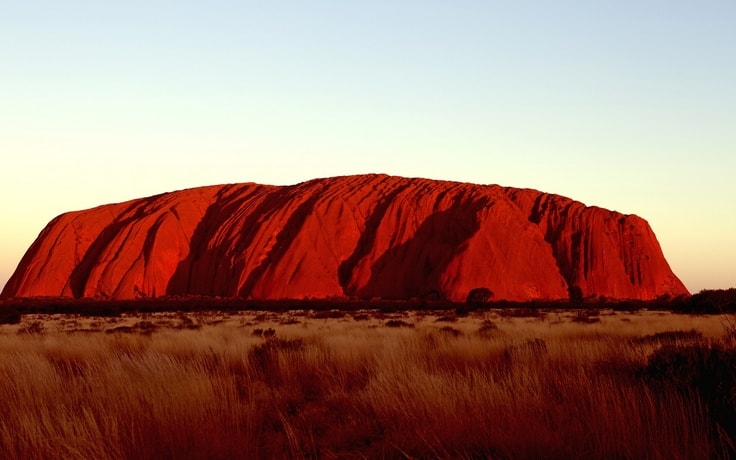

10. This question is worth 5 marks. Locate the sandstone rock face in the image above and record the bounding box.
[2,175,689,301]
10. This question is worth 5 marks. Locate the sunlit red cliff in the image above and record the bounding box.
[2,175,689,301]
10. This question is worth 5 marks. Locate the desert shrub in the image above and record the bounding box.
[632,329,703,346]
[277,316,300,325]
[0,308,21,325]
[17,321,44,335]
[385,319,413,328]
[572,309,600,323]
[253,313,269,322]
[642,344,736,443]
[133,320,157,335]
[466,287,493,307]
[105,325,134,334]
[435,314,458,323]
[685,289,736,314]
[311,309,346,319]
[421,290,443,302]
[454,306,471,317]
[175,314,201,330]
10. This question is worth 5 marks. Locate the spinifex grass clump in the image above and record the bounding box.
[643,344,736,448]
[0,310,731,459]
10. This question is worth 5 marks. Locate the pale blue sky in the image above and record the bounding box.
[1,1,734,293]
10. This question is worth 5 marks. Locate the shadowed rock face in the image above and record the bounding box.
[2,175,689,301]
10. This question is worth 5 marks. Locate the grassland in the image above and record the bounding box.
[1,307,735,459]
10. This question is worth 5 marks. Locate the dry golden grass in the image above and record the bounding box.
[0,309,732,459]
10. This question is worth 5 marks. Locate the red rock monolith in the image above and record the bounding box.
[2,175,689,301]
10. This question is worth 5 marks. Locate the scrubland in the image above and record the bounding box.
[1,308,735,459]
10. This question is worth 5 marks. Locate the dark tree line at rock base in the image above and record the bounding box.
[1,288,735,322]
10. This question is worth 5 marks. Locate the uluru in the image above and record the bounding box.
[2,174,688,302]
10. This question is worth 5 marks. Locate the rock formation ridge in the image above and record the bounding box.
[2,175,689,301]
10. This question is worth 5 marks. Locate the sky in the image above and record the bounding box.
[1,1,734,294]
